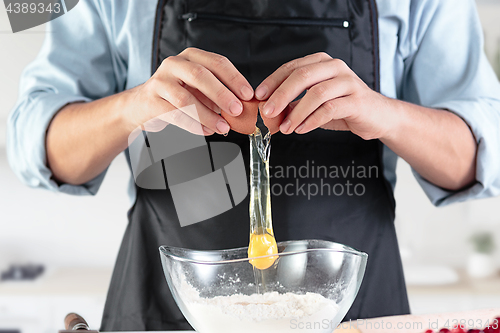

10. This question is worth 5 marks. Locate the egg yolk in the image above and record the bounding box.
[248,232,278,270]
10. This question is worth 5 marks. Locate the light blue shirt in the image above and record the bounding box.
[7,0,500,207]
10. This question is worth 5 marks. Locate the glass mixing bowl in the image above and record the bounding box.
[160,239,367,333]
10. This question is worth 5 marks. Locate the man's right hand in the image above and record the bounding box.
[46,48,253,185]
[126,47,254,136]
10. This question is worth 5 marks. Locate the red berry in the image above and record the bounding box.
[453,328,466,333]
[467,330,480,333]
[425,330,434,333]
[452,324,466,333]
[492,318,500,333]
[440,329,451,333]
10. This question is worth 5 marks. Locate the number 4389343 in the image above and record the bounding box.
[6,2,61,14]
[424,317,500,333]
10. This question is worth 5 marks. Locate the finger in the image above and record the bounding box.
[142,117,169,132]
[157,82,230,134]
[143,101,215,136]
[294,97,352,134]
[158,107,215,136]
[143,111,214,136]
[180,48,254,100]
[166,56,244,116]
[288,99,300,112]
[280,76,355,134]
[185,85,221,114]
[261,59,348,118]
[321,119,350,132]
[255,52,332,100]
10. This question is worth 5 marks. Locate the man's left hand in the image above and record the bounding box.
[255,52,394,140]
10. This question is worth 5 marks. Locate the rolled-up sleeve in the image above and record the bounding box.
[401,0,500,206]
[7,0,124,195]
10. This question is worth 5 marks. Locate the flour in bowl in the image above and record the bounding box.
[179,281,340,333]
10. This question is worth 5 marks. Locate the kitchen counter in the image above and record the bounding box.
[0,267,112,296]
[407,269,500,295]
[0,267,111,333]
[346,308,500,333]
[406,269,500,314]
[98,308,500,333]
[2,267,498,332]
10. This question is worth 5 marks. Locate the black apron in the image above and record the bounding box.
[101,0,410,330]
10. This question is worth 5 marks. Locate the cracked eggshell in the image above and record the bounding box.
[221,98,287,135]
[221,99,259,135]
[261,101,287,135]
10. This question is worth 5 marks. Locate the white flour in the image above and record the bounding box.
[179,280,340,333]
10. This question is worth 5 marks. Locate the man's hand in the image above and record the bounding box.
[46,48,254,185]
[127,48,254,135]
[254,52,392,140]
[254,52,477,191]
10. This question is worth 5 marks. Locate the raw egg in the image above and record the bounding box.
[248,230,278,270]
[221,98,287,135]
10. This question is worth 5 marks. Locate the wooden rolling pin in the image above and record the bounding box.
[58,313,99,332]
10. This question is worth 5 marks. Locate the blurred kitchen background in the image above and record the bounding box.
[1,1,499,332]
